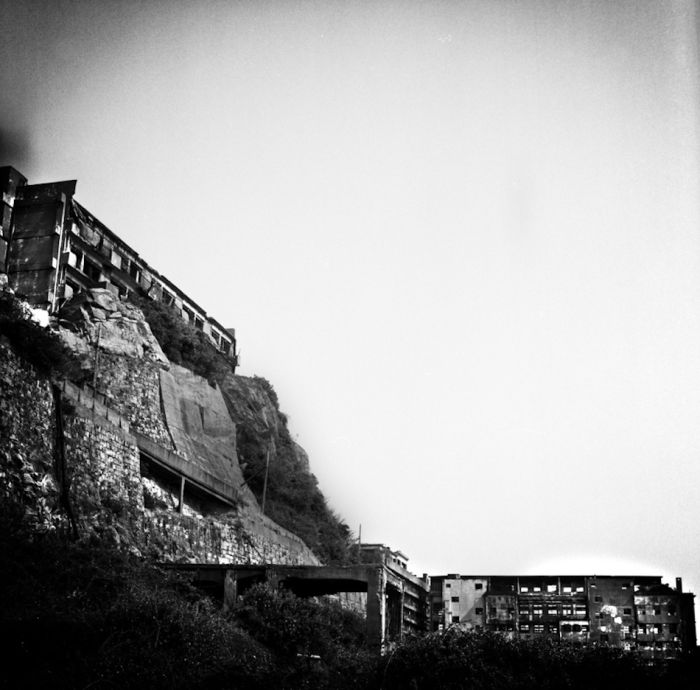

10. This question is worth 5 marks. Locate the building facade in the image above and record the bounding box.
[430,574,696,660]
[0,165,237,365]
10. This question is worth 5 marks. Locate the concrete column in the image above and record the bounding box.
[366,567,387,651]
[223,571,237,613]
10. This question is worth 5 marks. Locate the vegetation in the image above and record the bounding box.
[129,293,232,384]
[235,380,357,566]
[0,515,373,689]
[1,510,700,689]
[0,291,84,380]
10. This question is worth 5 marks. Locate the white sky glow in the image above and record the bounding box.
[2,1,699,608]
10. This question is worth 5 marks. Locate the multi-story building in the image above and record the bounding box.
[430,574,696,660]
[359,544,431,642]
[0,165,237,366]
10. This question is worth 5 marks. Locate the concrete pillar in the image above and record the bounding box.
[366,567,387,651]
[223,570,237,613]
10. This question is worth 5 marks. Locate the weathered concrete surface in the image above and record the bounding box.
[160,364,258,509]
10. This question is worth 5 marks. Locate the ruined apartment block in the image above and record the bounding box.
[430,574,696,660]
[0,166,237,365]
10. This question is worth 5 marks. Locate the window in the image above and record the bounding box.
[475,608,483,615]
[668,605,676,616]
[653,624,663,635]
[520,623,530,633]
[475,583,483,590]
[669,624,678,635]
[534,624,544,633]
[562,606,573,616]
[575,586,584,593]
[452,616,460,624]
[451,596,459,603]
[533,606,543,617]
[562,586,572,593]
[575,605,586,616]
[533,586,541,592]
[653,607,661,616]
[548,607,558,616]
[445,583,451,588]
[561,624,572,633]
[622,626,630,634]
[623,608,632,615]
[521,586,529,593]
[572,624,582,633]
[638,624,647,634]
[547,584,557,593]
[594,596,602,602]
[83,259,101,282]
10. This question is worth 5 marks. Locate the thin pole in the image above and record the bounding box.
[92,323,102,392]
[261,447,270,514]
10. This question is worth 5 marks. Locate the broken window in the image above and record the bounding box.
[451,616,460,624]
[83,259,101,282]
[475,583,483,590]
[451,596,459,603]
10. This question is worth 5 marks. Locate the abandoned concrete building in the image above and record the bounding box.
[430,574,696,660]
[0,165,237,365]
[171,543,430,649]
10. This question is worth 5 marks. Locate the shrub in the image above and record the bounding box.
[0,292,84,380]
[129,293,232,384]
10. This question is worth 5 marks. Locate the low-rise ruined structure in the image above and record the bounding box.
[0,165,237,364]
[430,574,696,660]
[171,543,430,649]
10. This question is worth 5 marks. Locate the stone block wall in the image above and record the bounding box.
[0,341,64,531]
[92,351,173,449]
[1,340,319,566]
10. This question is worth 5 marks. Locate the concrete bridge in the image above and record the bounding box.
[167,559,430,649]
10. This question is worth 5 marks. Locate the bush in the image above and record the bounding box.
[0,292,84,380]
[129,293,232,384]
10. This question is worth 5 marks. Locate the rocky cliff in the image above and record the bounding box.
[0,287,331,566]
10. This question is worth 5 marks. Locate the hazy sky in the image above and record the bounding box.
[2,0,700,596]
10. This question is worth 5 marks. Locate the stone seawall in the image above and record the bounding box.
[0,341,319,565]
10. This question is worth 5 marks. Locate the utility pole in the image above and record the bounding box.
[261,447,270,514]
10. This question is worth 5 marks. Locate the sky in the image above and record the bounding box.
[2,0,700,598]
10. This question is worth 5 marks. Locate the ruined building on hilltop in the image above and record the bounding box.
[430,573,696,660]
[0,165,237,366]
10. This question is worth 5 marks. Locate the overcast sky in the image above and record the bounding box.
[2,0,700,597]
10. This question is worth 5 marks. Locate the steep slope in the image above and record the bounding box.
[220,375,356,565]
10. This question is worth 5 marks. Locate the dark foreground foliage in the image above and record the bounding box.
[378,627,700,690]
[0,516,374,689]
[1,513,700,689]
[0,291,84,380]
